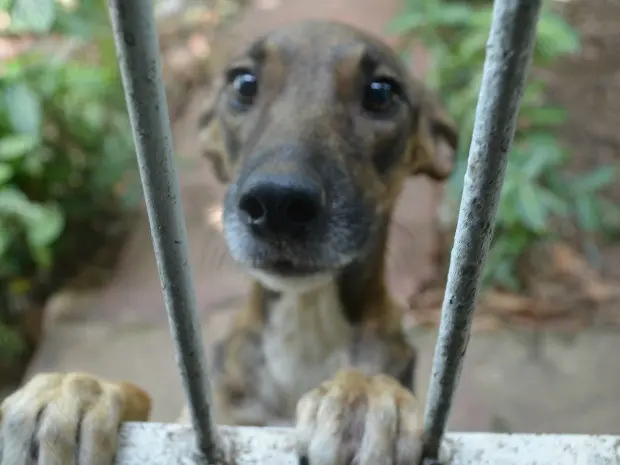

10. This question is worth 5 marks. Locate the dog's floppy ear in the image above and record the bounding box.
[197,75,231,183]
[410,89,460,181]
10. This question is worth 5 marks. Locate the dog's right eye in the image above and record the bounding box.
[362,77,401,117]
[228,69,258,109]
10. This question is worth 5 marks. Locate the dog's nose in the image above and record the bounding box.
[238,173,325,238]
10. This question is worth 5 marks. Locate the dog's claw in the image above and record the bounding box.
[295,370,424,465]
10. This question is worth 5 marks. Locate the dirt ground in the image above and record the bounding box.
[12,0,620,434]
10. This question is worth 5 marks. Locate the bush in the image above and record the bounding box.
[0,0,139,363]
[389,0,620,290]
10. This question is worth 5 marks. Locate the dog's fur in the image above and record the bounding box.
[0,20,458,465]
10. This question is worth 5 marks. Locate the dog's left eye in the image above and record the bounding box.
[363,78,399,115]
[228,69,258,108]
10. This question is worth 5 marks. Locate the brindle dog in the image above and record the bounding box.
[0,19,458,465]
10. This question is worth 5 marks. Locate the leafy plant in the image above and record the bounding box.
[0,0,139,362]
[389,0,620,290]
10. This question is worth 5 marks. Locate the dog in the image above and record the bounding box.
[0,19,458,465]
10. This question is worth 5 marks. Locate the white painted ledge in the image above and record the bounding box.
[116,423,620,465]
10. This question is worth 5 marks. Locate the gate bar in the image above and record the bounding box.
[422,0,542,459]
[107,1,222,463]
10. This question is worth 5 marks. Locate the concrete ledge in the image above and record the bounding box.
[117,423,620,465]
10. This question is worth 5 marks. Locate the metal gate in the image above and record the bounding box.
[106,1,620,464]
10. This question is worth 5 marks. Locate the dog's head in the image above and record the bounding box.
[199,20,459,292]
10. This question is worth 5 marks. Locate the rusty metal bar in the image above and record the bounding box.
[107,1,223,463]
[422,0,543,460]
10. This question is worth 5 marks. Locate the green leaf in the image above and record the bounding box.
[386,13,427,34]
[519,106,568,128]
[469,7,493,28]
[387,3,473,33]
[455,33,487,63]
[0,163,13,184]
[0,134,39,161]
[599,199,620,231]
[519,135,565,178]
[30,244,53,268]
[0,227,10,258]
[20,148,47,176]
[9,0,56,33]
[64,65,111,93]
[494,259,520,291]
[0,323,28,362]
[538,188,569,217]
[498,187,522,229]
[574,166,618,193]
[51,7,97,38]
[521,81,547,106]
[0,187,33,215]
[484,236,526,290]
[25,203,64,248]
[4,83,42,136]
[516,184,548,233]
[0,187,65,247]
[536,11,581,59]
[431,4,474,26]
[574,196,600,232]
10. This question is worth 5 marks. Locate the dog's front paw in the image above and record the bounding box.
[0,372,151,465]
[295,370,423,465]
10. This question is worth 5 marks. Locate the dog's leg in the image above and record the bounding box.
[0,373,151,465]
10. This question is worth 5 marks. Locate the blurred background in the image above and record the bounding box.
[1,0,619,434]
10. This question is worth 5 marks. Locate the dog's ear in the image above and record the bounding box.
[410,89,460,181]
[197,75,231,183]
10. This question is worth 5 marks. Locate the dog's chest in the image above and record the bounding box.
[262,283,352,409]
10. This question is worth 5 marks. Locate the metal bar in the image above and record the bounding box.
[114,424,620,465]
[422,0,542,459]
[107,1,223,463]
